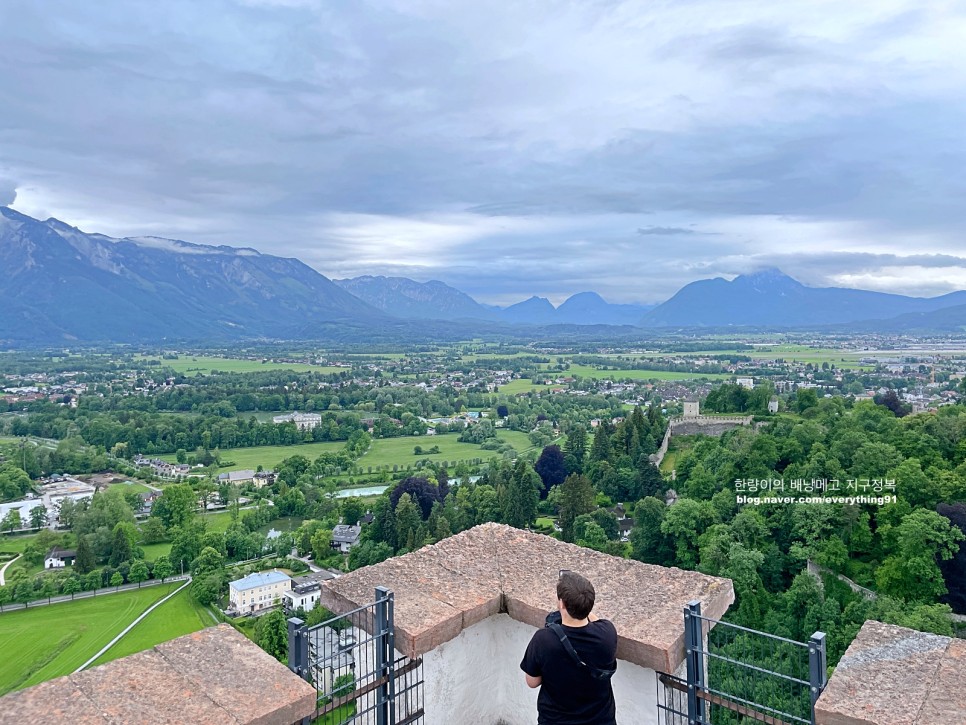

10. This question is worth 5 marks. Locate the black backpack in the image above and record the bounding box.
[545,612,617,681]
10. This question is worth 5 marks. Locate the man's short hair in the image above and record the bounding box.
[557,571,595,620]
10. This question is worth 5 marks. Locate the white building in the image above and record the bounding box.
[682,400,700,418]
[331,524,361,553]
[272,412,323,431]
[736,377,755,389]
[44,547,77,568]
[228,570,292,614]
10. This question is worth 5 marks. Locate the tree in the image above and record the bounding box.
[29,506,47,530]
[110,571,124,590]
[0,585,11,611]
[534,445,568,496]
[341,498,365,527]
[152,484,197,529]
[61,576,81,599]
[394,493,422,552]
[348,540,393,571]
[109,522,136,567]
[563,426,588,474]
[75,534,96,574]
[501,461,541,529]
[630,497,674,566]
[129,559,149,588]
[937,503,966,614]
[558,474,596,542]
[389,477,441,519]
[140,516,167,545]
[877,510,964,602]
[153,555,174,582]
[661,499,719,569]
[191,546,225,577]
[255,608,288,662]
[1,508,22,533]
[311,527,334,563]
[192,572,226,605]
[576,521,609,552]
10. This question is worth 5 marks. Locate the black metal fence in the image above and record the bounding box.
[658,600,827,725]
[287,586,424,725]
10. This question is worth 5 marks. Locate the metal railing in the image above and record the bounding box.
[659,600,827,725]
[288,586,424,725]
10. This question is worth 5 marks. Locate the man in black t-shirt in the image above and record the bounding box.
[520,571,618,725]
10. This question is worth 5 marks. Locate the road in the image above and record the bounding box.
[0,553,22,586]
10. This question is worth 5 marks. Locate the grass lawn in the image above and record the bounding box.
[91,585,213,666]
[660,449,679,474]
[137,355,345,375]
[357,433,536,470]
[0,582,182,695]
[497,379,555,394]
[140,541,172,561]
[0,532,40,555]
[109,480,153,494]
[159,441,346,471]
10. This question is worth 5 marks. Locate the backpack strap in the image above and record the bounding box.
[547,623,617,681]
[547,622,589,668]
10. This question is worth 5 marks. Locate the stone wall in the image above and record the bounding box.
[668,415,753,438]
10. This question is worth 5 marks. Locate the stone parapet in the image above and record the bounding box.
[815,620,966,725]
[0,625,317,725]
[318,523,734,673]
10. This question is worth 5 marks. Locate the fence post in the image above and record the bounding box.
[375,586,396,725]
[287,616,307,677]
[809,631,827,725]
[684,600,705,725]
[287,617,310,725]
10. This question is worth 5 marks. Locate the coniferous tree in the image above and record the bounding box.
[75,534,95,574]
[558,474,596,542]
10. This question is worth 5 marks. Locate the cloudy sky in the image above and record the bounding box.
[2,0,966,305]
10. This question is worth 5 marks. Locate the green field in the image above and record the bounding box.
[91,586,212,666]
[566,364,730,381]
[497,379,555,394]
[138,355,344,375]
[356,431,544,470]
[109,481,153,494]
[160,440,346,471]
[0,582,182,694]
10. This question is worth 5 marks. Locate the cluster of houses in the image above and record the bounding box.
[133,455,190,479]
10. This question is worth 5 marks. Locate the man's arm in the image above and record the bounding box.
[525,673,542,689]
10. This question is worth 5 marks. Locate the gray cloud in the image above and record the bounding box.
[2,0,966,304]
[637,226,699,236]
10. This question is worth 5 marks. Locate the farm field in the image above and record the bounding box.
[0,582,181,695]
[137,355,344,375]
[91,585,212,666]
[566,364,730,381]
[160,440,345,471]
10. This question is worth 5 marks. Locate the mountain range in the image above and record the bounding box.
[2,206,966,342]
[642,268,966,328]
[334,276,652,326]
[0,207,386,342]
